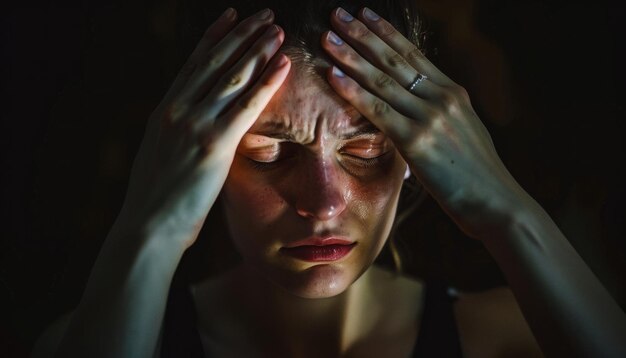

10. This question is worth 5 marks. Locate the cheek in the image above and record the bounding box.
[223,176,286,224]
[221,167,289,253]
[348,155,406,224]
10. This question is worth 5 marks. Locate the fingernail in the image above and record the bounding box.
[257,8,272,20]
[268,24,280,36]
[336,7,354,22]
[332,66,345,78]
[223,8,235,20]
[327,31,343,45]
[363,7,380,21]
[276,54,289,67]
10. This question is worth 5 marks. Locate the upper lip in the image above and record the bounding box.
[283,236,355,248]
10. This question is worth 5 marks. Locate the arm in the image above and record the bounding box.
[320,6,626,357]
[45,8,290,358]
[54,225,184,358]
[480,188,626,357]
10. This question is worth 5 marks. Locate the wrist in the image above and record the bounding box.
[453,176,538,242]
[108,210,192,256]
[478,184,555,248]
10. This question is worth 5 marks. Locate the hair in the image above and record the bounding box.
[175,0,429,281]
[177,0,425,58]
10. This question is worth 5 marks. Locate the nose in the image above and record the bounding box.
[295,158,347,221]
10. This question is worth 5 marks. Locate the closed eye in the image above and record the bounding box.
[244,142,298,171]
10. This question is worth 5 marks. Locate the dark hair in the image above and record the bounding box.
[176,0,427,281]
[177,0,424,62]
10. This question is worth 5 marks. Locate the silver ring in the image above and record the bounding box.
[408,73,428,93]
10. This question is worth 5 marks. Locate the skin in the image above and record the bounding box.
[34,5,626,358]
[221,65,407,299]
[318,6,626,358]
[46,8,295,358]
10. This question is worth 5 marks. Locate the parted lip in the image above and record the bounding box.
[283,236,354,248]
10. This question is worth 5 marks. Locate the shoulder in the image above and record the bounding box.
[453,285,544,358]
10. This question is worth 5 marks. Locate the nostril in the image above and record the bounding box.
[295,188,347,221]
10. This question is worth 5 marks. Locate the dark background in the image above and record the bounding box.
[2,0,625,356]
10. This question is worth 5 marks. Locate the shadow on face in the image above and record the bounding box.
[220,62,408,298]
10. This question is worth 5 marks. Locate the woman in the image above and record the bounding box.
[33,0,626,357]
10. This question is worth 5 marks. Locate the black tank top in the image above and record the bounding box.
[160,278,463,357]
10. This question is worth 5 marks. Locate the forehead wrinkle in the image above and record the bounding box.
[254,112,312,143]
[251,64,371,143]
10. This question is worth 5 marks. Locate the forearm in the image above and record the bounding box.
[483,191,626,358]
[55,221,186,358]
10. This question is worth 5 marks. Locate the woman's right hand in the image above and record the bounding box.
[115,8,290,249]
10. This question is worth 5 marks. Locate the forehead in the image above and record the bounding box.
[248,64,372,143]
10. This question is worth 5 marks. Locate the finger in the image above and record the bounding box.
[327,8,417,89]
[198,24,285,120]
[326,65,424,148]
[321,30,435,117]
[335,7,452,86]
[197,54,291,147]
[161,8,237,106]
[173,8,276,115]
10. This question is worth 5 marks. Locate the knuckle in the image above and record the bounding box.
[352,25,373,41]
[222,71,243,87]
[371,99,390,117]
[385,51,407,69]
[379,21,397,39]
[236,94,257,110]
[343,84,361,101]
[346,49,361,63]
[405,47,424,63]
[423,105,442,121]
[435,87,461,111]
[372,73,395,90]
[201,52,221,69]
[163,102,186,124]
[430,115,445,131]
[452,84,470,101]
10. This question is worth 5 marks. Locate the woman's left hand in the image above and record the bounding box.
[322,7,527,239]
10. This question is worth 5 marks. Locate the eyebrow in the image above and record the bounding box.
[250,121,381,141]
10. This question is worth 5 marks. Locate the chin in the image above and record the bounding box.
[268,263,359,299]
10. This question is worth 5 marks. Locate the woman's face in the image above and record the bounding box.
[221,63,407,299]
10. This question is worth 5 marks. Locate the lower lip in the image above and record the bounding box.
[281,243,356,262]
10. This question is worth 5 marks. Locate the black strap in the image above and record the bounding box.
[412,279,464,357]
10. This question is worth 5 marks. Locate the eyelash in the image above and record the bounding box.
[248,158,284,172]
[341,153,388,168]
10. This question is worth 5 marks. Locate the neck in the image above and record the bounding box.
[226,263,375,355]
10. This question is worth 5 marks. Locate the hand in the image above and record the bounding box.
[116,8,290,248]
[322,7,524,239]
